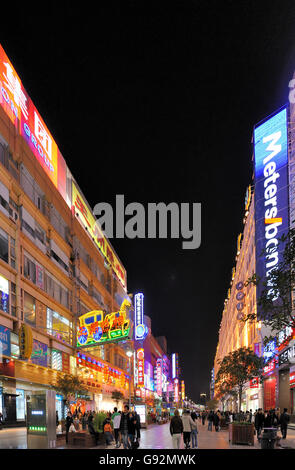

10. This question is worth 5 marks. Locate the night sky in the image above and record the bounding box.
[2,1,295,403]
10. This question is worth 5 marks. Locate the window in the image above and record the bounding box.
[10,237,16,269]
[10,282,16,317]
[0,228,8,263]
[16,389,25,421]
[47,308,72,344]
[51,349,63,371]
[11,332,19,358]
[24,291,36,326]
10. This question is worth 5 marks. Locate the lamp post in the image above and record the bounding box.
[126,349,133,409]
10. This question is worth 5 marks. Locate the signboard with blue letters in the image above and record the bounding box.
[254,107,289,318]
[0,324,11,357]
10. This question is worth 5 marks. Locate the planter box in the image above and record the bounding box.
[229,423,254,446]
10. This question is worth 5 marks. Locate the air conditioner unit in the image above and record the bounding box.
[9,206,18,223]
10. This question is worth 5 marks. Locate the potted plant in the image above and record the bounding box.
[51,373,88,419]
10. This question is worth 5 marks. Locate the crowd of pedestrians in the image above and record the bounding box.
[63,404,141,448]
[170,409,198,449]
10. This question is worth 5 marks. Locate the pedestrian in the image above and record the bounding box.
[190,411,198,449]
[181,409,196,449]
[207,410,214,431]
[119,405,133,449]
[56,410,59,427]
[0,412,3,430]
[133,410,141,447]
[213,410,221,432]
[111,407,121,448]
[280,408,290,439]
[170,409,183,449]
[264,410,273,428]
[201,410,206,425]
[254,408,264,438]
[103,416,114,445]
[65,411,73,444]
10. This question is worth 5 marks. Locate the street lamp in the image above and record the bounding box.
[126,349,133,409]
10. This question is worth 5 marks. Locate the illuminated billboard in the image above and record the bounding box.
[77,299,131,347]
[254,107,289,316]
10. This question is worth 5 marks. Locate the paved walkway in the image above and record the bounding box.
[1,422,295,449]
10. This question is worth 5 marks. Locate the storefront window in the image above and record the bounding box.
[24,291,36,326]
[16,389,25,420]
[47,308,72,344]
[10,332,19,358]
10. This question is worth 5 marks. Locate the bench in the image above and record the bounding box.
[68,431,97,447]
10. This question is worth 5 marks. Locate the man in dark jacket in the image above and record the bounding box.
[120,405,136,449]
[280,408,290,439]
[170,409,183,449]
[254,408,264,438]
[65,411,73,444]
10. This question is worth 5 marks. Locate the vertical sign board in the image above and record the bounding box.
[156,359,162,397]
[254,107,289,318]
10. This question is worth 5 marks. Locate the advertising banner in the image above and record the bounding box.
[254,107,289,318]
[0,324,11,357]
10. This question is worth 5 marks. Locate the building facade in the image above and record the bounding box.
[0,44,132,426]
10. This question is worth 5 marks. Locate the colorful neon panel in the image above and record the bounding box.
[77,300,131,347]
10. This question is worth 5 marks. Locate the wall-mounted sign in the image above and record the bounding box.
[77,299,131,347]
[134,293,148,341]
[250,377,259,388]
[263,338,277,363]
[174,378,179,403]
[156,359,162,397]
[263,358,276,375]
[254,107,289,318]
[0,324,10,357]
[31,339,48,367]
[278,324,295,350]
[181,380,185,401]
[19,323,33,359]
[137,348,144,387]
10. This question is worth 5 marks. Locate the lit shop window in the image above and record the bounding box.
[51,349,62,371]
[16,389,25,420]
[47,308,72,344]
[0,274,9,314]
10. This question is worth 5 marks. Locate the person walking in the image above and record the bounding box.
[119,405,136,449]
[201,411,206,426]
[56,410,59,427]
[214,410,221,432]
[65,411,73,444]
[280,408,290,439]
[111,407,121,448]
[207,410,214,431]
[254,408,264,438]
[170,409,183,449]
[181,409,196,449]
[133,410,141,447]
[190,411,198,449]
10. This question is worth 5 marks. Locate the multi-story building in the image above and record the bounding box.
[214,97,295,418]
[0,44,132,426]
[214,186,262,412]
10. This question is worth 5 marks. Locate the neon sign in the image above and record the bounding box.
[174,378,179,403]
[156,359,162,397]
[134,293,148,341]
[263,338,277,363]
[137,348,144,387]
[77,299,131,347]
[254,107,289,313]
[181,380,185,401]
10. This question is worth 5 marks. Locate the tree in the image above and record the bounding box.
[111,390,124,407]
[215,347,263,415]
[51,373,87,418]
[215,380,237,411]
[205,398,219,410]
[242,229,295,346]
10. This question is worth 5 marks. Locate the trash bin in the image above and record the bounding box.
[260,428,277,449]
